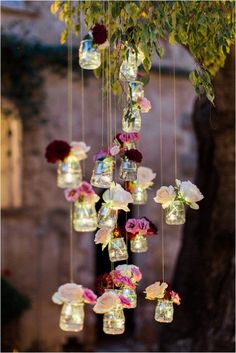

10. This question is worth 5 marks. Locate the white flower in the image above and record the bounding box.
[154,186,176,209]
[93,291,120,314]
[137,166,156,189]
[144,281,168,300]
[116,264,133,278]
[51,292,63,305]
[180,181,204,209]
[110,145,120,156]
[94,228,112,250]
[70,141,91,160]
[103,182,133,212]
[58,283,83,302]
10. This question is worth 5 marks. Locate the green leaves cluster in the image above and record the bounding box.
[51,0,235,102]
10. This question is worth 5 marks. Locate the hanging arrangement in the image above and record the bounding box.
[128,166,156,205]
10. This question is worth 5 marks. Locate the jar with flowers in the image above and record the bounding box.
[128,166,156,205]
[91,149,114,189]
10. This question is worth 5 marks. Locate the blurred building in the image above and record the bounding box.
[1,1,197,352]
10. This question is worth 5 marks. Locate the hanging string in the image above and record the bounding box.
[101,51,105,147]
[173,47,177,180]
[158,59,165,283]
[80,2,85,177]
[67,2,74,283]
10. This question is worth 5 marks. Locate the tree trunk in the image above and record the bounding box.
[160,50,235,352]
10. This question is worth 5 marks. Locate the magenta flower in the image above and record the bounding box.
[111,270,136,289]
[94,149,110,161]
[125,219,139,234]
[83,288,97,304]
[119,295,132,308]
[138,218,150,235]
[64,188,80,202]
[119,133,140,143]
[131,266,142,282]
[78,181,94,195]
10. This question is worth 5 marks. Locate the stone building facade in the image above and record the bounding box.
[1,1,197,352]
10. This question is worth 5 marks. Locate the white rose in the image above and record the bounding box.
[94,228,112,250]
[137,166,156,189]
[70,141,91,160]
[154,185,176,209]
[103,183,133,212]
[93,292,120,314]
[57,283,83,302]
[110,145,120,156]
[180,181,204,209]
[116,264,132,278]
[144,281,168,300]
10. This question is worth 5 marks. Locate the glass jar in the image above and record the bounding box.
[73,200,97,232]
[57,153,82,189]
[121,288,137,309]
[108,237,128,262]
[120,159,137,181]
[97,203,118,229]
[90,159,113,188]
[130,234,148,253]
[79,39,101,70]
[59,301,85,332]
[122,107,141,133]
[103,302,125,335]
[128,80,144,102]
[132,185,148,205]
[165,201,185,225]
[154,299,174,323]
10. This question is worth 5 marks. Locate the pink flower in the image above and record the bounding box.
[64,188,80,202]
[94,149,110,161]
[83,288,97,304]
[58,283,83,302]
[119,295,132,308]
[111,270,136,289]
[138,218,150,235]
[170,290,181,305]
[125,219,139,234]
[78,181,94,195]
[93,292,120,314]
[110,145,120,156]
[137,97,152,113]
[119,133,140,143]
[131,266,142,282]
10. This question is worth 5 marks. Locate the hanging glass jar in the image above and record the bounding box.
[121,288,137,309]
[154,299,174,323]
[97,203,118,229]
[131,185,148,205]
[119,48,138,82]
[108,237,128,262]
[90,159,113,188]
[165,201,185,225]
[128,81,144,102]
[59,301,85,332]
[73,200,97,232]
[103,291,125,335]
[120,159,137,181]
[79,39,101,70]
[130,234,148,253]
[57,152,82,189]
[122,107,141,133]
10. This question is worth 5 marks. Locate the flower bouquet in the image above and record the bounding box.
[45,140,90,188]
[90,149,114,188]
[64,181,99,232]
[122,97,151,133]
[52,283,97,332]
[125,217,158,253]
[154,179,204,225]
[144,281,181,323]
[128,166,156,204]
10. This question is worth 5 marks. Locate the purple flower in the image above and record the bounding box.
[64,188,80,202]
[83,288,97,304]
[78,181,94,195]
[138,218,150,235]
[125,219,139,235]
[94,149,110,161]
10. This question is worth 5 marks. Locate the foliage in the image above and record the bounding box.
[51,0,235,102]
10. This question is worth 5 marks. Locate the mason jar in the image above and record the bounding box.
[103,298,125,335]
[130,234,148,253]
[90,159,113,188]
[73,200,97,232]
[79,39,101,70]
[121,288,137,309]
[128,80,144,102]
[132,186,148,205]
[59,301,84,332]
[57,153,82,189]
[122,107,141,133]
[108,237,128,262]
[165,201,185,225]
[154,299,174,323]
[97,203,118,229]
[120,159,137,181]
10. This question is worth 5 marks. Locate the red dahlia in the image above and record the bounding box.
[45,140,71,163]
[92,24,108,45]
[125,149,143,163]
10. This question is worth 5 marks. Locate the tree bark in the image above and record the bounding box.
[160,49,235,352]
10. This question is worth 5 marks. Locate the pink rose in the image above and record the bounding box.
[83,288,97,304]
[170,290,181,305]
[64,188,80,202]
[137,97,152,113]
[131,266,142,282]
[119,133,140,143]
[119,295,132,308]
[125,219,139,234]
[78,181,94,195]
[138,218,150,235]
[111,270,136,289]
